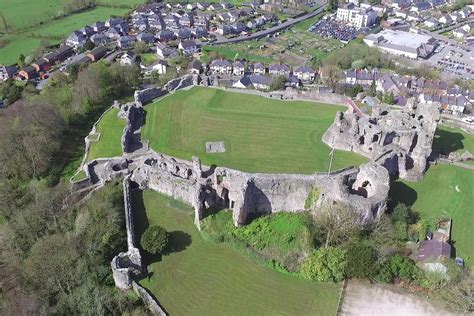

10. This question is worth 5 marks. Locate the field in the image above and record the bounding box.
[135,190,341,315]
[142,87,367,174]
[390,164,474,267]
[87,108,125,161]
[0,6,131,65]
[433,124,474,157]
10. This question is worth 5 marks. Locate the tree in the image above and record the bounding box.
[320,65,342,90]
[313,203,360,248]
[17,54,26,68]
[381,92,395,105]
[133,41,148,55]
[351,59,366,69]
[82,40,95,51]
[141,225,168,254]
[270,75,287,91]
[350,84,364,98]
[368,81,376,97]
[300,247,347,282]
[345,242,377,279]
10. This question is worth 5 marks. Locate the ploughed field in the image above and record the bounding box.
[134,190,341,315]
[142,87,367,174]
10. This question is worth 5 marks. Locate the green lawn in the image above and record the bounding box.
[142,87,367,174]
[87,108,125,161]
[201,45,273,64]
[0,0,65,30]
[135,190,341,316]
[390,164,474,267]
[433,125,474,156]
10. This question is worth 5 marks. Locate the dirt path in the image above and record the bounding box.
[340,280,452,316]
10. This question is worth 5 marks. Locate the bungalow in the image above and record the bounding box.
[178,39,201,55]
[18,66,38,80]
[66,31,86,48]
[210,59,232,75]
[90,21,106,33]
[31,58,50,72]
[117,35,136,49]
[120,51,139,66]
[157,29,176,42]
[0,65,18,81]
[216,24,234,36]
[233,60,245,76]
[137,32,156,44]
[253,62,266,75]
[86,46,108,62]
[156,43,178,59]
[293,66,316,82]
[90,33,112,46]
[268,63,290,76]
[188,59,203,74]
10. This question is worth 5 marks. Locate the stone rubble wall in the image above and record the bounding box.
[132,281,167,316]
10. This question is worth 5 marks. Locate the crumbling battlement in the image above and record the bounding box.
[322,102,441,181]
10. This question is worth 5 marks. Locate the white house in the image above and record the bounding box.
[120,51,138,66]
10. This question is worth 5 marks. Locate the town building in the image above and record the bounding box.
[336,3,378,28]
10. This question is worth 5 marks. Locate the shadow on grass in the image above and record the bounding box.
[432,129,465,156]
[388,181,418,210]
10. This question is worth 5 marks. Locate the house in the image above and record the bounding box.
[453,27,468,39]
[208,3,224,10]
[410,2,431,12]
[137,32,156,43]
[233,60,245,76]
[188,60,203,74]
[178,40,201,55]
[148,59,168,74]
[424,18,439,28]
[18,66,38,80]
[156,43,178,59]
[117,35,136,49]
[79,26,95,37]
[194,16,210,28]
[417,240,451,262]
[439,14,452,25]
[115,23,129,35]
[253,62,266,75]
[157,29,175,42]
[191,27,208,38]
[105,17,125,28]
[31,58,50,72]
[262,12,278,22]
[234,75,272,90]
[186,3,197,10]
[376,74,400,94]
[43,45,74,64]
[196,2,210,10]
[231,22,247,34]
[210,59,232,74]
[66,31,86,48]
[90,33,112,46]
[176,28,193,40]
[105,27,120,40]
[90,21,106,33]
[293,66,316,82]
[216,24,234,36]
[86,46,108,62]
[120,51,139,66]
[268,63,290,76]
[0,65,17,81]
[133,18,149,31]
[148,14,165,29]
[180,15,194,27]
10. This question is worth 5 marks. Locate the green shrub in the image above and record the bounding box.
[141,225,168,254]
[300,247,347,282]
[345,242,377,279]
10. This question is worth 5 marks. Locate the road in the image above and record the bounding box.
[210,6,325,45]
[419,27,472,51]
[432,18,474,34]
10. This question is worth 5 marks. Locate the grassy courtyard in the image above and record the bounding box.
[433,124,474,157]
[134,190,341,316]
[87,107,125,161]
[142,87,367,174]
[390,164,474,267]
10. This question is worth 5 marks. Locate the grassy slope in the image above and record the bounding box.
[142,87,367,174]
[87,108,125,161]
[0,0,64,30]
[433,125,474,156]
[135,190,340,316]
[390,164,474,267]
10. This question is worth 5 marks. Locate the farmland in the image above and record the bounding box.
[142,87,367,174]
[135,190,341,316]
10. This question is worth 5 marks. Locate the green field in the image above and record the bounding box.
[433,125,474,157]
[0,6,128,65]
[0,0,65,30]
[87,108,125,161]
[390,164,474,267]
[142,87,367,174]
[135,190,341,315]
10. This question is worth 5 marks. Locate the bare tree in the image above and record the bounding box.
[320,65,342,90]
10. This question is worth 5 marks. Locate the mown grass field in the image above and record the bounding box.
[390,164,474,267]
[433,124,474,157]
[142,87,367,174]
[0,6,128,65]
[135,190,341,316]
[87,108,125,161]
